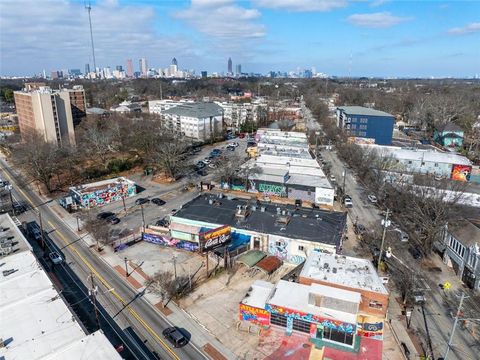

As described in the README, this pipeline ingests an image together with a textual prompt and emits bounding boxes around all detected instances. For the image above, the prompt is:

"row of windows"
[350,124,368,130]
[270,313,311,334]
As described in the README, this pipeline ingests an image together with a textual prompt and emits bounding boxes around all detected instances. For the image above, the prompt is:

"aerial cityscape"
[0,1,479,360]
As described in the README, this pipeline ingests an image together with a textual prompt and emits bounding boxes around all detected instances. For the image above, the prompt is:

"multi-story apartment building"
[215,100,267,132]
[161,102,224,142]
[14,83,86,146]
[148,99,194,116]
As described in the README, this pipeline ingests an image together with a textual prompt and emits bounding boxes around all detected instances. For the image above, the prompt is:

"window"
[323,326,354,346]
[275,241,282,247]
[351,124,357,129]
[270,313,287,328]
[298,245,305,251]
[434,163,438,167]
[421,162,425,166]
[408,161,412,165]
[369,300,383,310]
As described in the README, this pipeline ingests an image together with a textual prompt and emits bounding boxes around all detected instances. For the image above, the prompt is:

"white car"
[367,194,378,203]
[231,142,240,147]
[208,163,217,169]
[49,251,63,265]
[329,175,336,183]
[343,196,353,208]
[202,159,211,164]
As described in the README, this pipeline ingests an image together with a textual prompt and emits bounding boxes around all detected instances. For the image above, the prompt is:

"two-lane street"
[0,158,207,360]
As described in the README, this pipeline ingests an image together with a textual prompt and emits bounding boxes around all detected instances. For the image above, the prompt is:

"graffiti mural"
[239,304,270,326]
[451,164,472,181]
[258,183,286,196]
[357,322,384,340]
[266,303,355,335]
[79,182,136,208]
[143,232,198,252]
[268,236,290,260]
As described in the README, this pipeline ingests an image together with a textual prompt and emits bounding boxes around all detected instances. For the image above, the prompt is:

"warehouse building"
[336,106,395,145]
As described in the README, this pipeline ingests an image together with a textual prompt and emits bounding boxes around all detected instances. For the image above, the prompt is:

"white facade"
[148,99,194,115]
[215,100,267,131]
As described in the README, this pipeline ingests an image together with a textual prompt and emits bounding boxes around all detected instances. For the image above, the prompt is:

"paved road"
[0,159,207,360]
[320,148,480,360]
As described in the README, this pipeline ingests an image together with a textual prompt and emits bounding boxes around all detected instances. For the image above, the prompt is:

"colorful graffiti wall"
[265,303,355,335]
[78,181,136,208]
[357,321,384,340]
[258,182,287,197]
[239,304,270,326]
[451,164,472,181]
[143,232,199,251]
[268,235,291,261]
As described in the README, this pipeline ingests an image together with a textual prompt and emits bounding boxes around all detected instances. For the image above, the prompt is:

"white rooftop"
[362,144,472,166]
[0,214,121,360]
[300,252,388,294]
[240,280,275,309]
[268,280,360,324]
[69,176,135,195]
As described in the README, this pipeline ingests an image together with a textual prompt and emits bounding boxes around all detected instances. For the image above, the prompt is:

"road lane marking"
[47,220,180,360]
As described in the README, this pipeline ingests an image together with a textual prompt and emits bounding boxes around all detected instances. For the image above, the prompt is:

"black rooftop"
[173,195,347,246]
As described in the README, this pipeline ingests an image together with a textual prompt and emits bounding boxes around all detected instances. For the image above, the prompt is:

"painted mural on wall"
[268,236,290,261]
[239,304,270,326]
[258,183,287,197]
[80,183,136,208]
[266,303,355,335]
[143,232,198,252]
[357,322,384,340]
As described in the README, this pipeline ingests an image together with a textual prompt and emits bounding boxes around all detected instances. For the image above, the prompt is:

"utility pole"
[377,208,390,271]
[85,1,97,71]
[124,257,129,278]
[7,185,14,213]
[173,255,177,281]
[88,272,101,331]
[342,167,346,194]
[443,292,465,360]
[140,203,145,240]
[38,211,45,250]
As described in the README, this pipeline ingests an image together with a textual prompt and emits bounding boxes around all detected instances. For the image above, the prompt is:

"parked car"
[394,229,409,242]
[135,198,150,205]
[408,246,423,260]
[367,194,378,204]
[202,158,211,164]
[208,163,217,169]
[155,218,169,227]
[107,216,120,225]
[49,251,63,265]
[97,211,115,220]
[151,198,166,206]
[162,327,188,348]
[354,223,366,235]
[343,195,353,208]
[330,175,336,183]
[230,141,240,147]
[196,169,207,176]
[227,145,236,151]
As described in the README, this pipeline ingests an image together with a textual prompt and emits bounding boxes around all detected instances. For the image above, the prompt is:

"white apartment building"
[148,99,194,115]
[161,102,224,142]
[215,100,267,131]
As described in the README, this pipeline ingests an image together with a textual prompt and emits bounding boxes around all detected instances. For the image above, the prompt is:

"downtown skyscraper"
[126,59,133,77]
[227,57,232,74]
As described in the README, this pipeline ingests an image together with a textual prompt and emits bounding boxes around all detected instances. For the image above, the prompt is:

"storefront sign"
[239,304,270,326]
[199,225,231,252]
[143,232,198,251]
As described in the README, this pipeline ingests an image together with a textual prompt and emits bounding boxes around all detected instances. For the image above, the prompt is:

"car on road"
[367,194,378,204]
[151,198,166,206]
[343,195,353,208]
[107,216,120,225]
[135,198,150,205]
[97,211,115,220]
[162,327,188,348]
[329,175,336,183]
[49,251,63,265]
[408,246,423,260]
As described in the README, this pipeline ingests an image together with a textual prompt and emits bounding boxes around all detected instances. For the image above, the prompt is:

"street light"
[377,208,391,271]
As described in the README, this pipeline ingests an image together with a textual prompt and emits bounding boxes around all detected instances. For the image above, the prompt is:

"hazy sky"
[1,0,479,77]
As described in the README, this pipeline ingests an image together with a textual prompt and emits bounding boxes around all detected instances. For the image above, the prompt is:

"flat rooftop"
[362,144,472,166]
[268,280,360,324]
[337,106,394,118]
[173,195,346,245]
[0,214,121,360]
[0,213,31,254]
[163,102,223,118]
[300,252,388,294]
[240,280,275,309]
[70,176,135,195]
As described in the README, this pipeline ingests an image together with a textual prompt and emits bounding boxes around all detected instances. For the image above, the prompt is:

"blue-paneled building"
[336,106,395,145]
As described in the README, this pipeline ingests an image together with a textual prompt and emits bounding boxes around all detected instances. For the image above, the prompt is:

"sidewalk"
[42,194,237,360]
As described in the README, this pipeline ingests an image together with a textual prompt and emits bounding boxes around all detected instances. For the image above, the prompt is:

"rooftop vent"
[235,205,250,220]
[276,215,290,225]
[260,206,266,212]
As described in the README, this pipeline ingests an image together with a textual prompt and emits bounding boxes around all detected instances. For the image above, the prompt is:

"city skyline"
[1,0,479,77]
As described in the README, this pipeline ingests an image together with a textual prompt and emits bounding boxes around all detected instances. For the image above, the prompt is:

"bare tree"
[150,131,188,179]
[212,154,246,186]
[12,133,63,193]
[81,213,113,248]
[145,271,191,302]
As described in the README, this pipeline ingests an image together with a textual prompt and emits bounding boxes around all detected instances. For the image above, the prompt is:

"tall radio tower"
[85,1,96,71]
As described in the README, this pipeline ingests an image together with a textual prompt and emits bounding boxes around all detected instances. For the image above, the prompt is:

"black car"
[97,211,115,220]
[197,169,207,176]
[135,198,150,205]
[155,218,169,227]
[162,327,188,348]
[354,223,366,235]
[107,216,120,225]
[409,247,423,260]
[152,198,166,206]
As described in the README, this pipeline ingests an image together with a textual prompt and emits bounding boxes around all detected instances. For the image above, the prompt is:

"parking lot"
[88,137,249,242]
